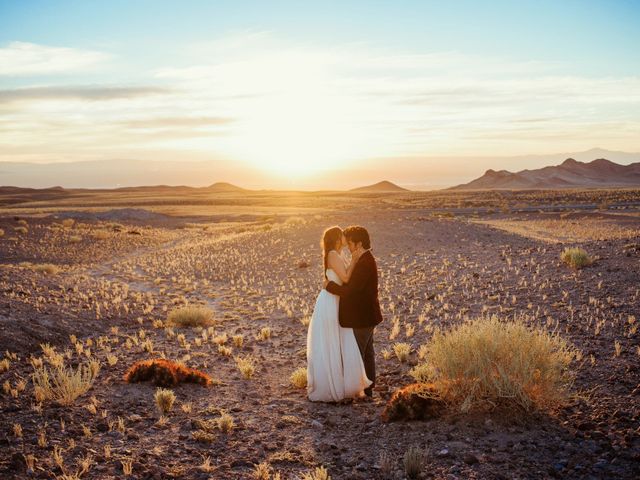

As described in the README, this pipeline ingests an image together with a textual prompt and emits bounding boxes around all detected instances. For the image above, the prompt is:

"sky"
[1,0,640,189]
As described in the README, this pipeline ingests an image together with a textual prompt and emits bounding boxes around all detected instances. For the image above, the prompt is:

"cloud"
[1,32,640,175]
[0,85,171,104]
[0,41,110,76]
[121,116,234,129]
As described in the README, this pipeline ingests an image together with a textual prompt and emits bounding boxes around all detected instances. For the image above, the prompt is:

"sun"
[230,92,368,178]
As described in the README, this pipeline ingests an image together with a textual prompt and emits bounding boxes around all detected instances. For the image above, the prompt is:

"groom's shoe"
[364,387,373,398]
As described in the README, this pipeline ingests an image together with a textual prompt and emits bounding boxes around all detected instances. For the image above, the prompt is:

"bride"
[306,226,372,402]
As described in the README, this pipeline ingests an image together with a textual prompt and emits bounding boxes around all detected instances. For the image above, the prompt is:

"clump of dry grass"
[415,315,576,412]
[32,263,60,275]
[393,342,411,362]
[0,358,10,372]
[0,228,4,237]
[217,411,235,432]
[154,388,176,415]
[68,235,82,243]
[301,466,331,480]
[235,355,256,379]
[253,461,272,480]
[14,226,28,235]
[124,358,212,387]
[290,367,307,388]
[403,446,424,479]
[560,247,593,269]
[32,359,100,405]
[92,230,110,240]
[257,327,271,341]
[167,305,214,327]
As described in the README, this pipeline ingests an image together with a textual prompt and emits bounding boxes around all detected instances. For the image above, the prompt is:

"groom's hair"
[344,225,370,249]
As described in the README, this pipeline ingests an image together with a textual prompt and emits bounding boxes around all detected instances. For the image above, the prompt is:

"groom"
[324,225,383,397]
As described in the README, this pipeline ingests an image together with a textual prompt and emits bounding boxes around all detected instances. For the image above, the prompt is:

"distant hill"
[205,182,246,192]
[350,181,409,192]
[451,158,640,190]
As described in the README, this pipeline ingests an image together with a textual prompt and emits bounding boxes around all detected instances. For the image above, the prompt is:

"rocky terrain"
[0,197,639,479]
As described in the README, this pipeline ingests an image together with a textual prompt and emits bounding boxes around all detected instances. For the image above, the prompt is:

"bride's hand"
[351,249,362,264]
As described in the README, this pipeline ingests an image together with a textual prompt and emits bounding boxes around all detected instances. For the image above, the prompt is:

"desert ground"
[0,188,639,479]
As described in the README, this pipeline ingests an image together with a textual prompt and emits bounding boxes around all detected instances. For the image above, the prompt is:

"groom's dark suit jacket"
[326,250,383,329]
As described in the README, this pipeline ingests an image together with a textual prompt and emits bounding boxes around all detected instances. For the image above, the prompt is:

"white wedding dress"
[307,266,372,402]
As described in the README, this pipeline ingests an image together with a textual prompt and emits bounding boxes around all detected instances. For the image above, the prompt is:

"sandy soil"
[0,202,639,479]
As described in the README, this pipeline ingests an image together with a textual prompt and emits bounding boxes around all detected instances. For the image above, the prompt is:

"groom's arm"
[326,260,370,297]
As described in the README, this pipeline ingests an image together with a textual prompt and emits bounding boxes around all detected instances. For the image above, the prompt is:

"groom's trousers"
[353,327,375,392]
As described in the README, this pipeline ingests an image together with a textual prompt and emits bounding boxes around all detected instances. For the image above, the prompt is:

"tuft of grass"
[414,315,576,412]
[403,446,424,479]
[257,327,271,341]
[167,306,214,327]
[560,247,593,269]
[301,466,331,480]
[193,429,216,443]
[0,228,4,237]
[0,358,10,372]
[235,355,256,379]
[253,461,272,480]
[290,367,307,388]
[31,359,100,405]
[14,226,28,235]
[92,230,110,240]
[217,411,235,432]
[32,263,60,275]
[68,235,82,243]
[218,345,232,356]
[393,342,411,362]
[154,388,176,415]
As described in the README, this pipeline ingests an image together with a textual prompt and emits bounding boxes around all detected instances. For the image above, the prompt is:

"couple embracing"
[306,225,383,402]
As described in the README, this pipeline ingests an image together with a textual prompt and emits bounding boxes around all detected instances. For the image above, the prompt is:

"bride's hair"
[321,226,343,278]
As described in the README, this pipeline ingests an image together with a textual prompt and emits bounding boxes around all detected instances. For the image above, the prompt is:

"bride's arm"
[327,251,350,283]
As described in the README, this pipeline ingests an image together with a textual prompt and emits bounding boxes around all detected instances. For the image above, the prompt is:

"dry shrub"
[32,360,100,405]
[560,247,593,269]
[124,358,212,387]
[290,367,307,388]
[62,219,75,228]
[415,315,576,412]
[167,306,214,327]
[381,383,445,422]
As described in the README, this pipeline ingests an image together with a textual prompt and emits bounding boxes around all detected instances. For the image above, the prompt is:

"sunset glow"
[1,1,639,188]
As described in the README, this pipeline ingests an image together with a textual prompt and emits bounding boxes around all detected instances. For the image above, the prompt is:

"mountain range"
[451,158,640,190]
